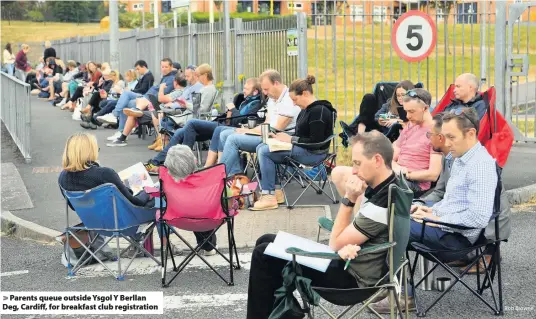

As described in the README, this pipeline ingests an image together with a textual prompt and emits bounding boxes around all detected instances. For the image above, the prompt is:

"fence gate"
[506,2,536,142]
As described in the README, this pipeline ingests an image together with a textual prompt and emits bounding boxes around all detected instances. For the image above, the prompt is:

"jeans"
[5,63,14,76]
[246,234,359,319]
[408,220,472,262]
[218,127,237,152]
[219,133,262,175]
[182,119,219,149]
[256,144,327,192]
[94,100,118,118]
[114,91,141,131]
[209,126,235,152]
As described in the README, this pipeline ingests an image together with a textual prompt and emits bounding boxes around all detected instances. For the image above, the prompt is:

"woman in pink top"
[392,89,442,196]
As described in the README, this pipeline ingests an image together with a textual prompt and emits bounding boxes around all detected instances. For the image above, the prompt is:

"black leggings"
[70,86,84,103]
[246,234,360,319]
[88,92,103,114]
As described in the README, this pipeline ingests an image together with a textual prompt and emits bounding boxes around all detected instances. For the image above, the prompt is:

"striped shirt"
[432,143,497,243]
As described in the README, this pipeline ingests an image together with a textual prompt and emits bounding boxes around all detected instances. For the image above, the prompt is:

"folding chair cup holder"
[61,184,161,280]
[155,164,248,288]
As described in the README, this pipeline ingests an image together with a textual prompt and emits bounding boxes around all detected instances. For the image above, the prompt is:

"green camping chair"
[282,183,413,319]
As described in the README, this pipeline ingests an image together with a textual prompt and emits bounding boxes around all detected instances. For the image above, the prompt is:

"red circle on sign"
[392,10,437,62]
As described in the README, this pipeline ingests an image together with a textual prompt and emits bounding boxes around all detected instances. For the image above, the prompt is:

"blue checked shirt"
[432,143,497,244]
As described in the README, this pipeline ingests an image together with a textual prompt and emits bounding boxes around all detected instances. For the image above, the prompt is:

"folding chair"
[408,164,505,317]
[156,164,243,287]
[284,183,414,318]
[61,184,160,280]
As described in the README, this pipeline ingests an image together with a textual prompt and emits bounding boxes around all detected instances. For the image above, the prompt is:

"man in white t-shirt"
[219,69,300,191]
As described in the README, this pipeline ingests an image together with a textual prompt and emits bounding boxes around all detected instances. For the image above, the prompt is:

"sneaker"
[155,244,183,257]
[106,139,127,147]
[107,131,122,141]
[80,113,92,122]
[144,162,160,176]
[368,295,415,314]
[275,189,285,204]
[97,113,118,125]
[123,108,144,118]
[57,98,67,107]
[80,121,97,130]
[202,246,218,256]
[249,194,278,211]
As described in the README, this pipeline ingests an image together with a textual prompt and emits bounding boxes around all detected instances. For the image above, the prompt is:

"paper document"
[264,231,334,272]
[267,138,293,152]
[118,162,155,195]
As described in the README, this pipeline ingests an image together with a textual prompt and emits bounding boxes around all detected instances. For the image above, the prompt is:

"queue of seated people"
[56,64,504,317]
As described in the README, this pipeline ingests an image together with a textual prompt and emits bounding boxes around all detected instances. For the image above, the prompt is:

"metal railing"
[1,72,32,163]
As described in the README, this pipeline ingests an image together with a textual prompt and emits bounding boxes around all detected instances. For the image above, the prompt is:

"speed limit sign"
[392,10,437,62]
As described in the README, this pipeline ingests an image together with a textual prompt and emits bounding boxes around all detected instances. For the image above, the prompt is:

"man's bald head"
[454,73,479,103]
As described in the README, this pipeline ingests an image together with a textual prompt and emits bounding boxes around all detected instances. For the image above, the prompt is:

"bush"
[118,11,299,28]
[25,10,44,23]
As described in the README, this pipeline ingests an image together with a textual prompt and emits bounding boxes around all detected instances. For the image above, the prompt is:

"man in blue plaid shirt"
[409,107,497,259]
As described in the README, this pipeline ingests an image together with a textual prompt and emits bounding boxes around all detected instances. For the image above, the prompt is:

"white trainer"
[107,131,122,141]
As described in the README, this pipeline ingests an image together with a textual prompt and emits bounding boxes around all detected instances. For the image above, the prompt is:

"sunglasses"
[405,90,426,104]
[425,131,441,139]
[449,108,477,130]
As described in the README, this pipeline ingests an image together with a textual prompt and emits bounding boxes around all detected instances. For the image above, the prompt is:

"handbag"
[56,226,114,268]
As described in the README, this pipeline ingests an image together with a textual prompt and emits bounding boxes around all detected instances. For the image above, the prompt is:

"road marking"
[164,293,249,309]
[72,253,252,278]
[0,270,29,277]
[32,167,63,174]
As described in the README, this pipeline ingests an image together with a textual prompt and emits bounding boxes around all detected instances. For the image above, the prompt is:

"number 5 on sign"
[392,10,437,62]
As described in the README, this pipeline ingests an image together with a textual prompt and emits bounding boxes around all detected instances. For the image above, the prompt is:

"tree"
[426,0,457,55]
[25,10,44,23]
[1,1,26,24]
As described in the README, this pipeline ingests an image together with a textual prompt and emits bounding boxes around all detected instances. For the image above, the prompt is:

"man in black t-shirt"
[246,131,398,319]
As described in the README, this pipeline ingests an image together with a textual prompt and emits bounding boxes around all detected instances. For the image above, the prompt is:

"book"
[264,231,334,272]
[267,138,293,152]
[118,162,155,195]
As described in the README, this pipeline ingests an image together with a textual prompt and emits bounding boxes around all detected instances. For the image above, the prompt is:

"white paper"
[117,162,155,195]
[264,231,334,272]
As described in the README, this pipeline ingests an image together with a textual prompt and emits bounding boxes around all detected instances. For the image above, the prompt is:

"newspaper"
[117,162,155,195]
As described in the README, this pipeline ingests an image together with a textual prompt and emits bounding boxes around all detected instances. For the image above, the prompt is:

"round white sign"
[392,11,437,62]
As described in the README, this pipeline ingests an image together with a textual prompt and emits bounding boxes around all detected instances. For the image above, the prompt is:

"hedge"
[119,11,311,29]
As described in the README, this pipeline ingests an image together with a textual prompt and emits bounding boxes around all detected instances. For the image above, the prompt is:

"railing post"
[234,18,244,93]
[189,23,198,66]
[297,12,308,79]
[494,1,507,118]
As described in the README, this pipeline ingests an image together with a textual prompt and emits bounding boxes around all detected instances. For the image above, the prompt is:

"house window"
[349,5,363,22]
[436,8,444,21]
[133,3,144,11]
[373,6,387,23]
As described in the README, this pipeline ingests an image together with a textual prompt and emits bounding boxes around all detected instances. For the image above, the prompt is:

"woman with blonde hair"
[58,132,153,207]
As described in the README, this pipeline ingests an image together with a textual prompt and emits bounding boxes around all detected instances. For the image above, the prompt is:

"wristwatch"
[341,197,355,208]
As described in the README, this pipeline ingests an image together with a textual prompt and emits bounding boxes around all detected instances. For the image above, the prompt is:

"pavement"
[1,206,535,318]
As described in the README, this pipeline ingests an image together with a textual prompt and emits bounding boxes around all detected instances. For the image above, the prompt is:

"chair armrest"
[318,216,334,232]
[159,108,185,116]
[293,135,336,148]
[285,242,396,261]
[422,218,477,230]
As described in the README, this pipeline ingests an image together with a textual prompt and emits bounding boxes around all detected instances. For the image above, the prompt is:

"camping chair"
[61,184,160,280]
[407,164,505,316]
[276,135,338,209]
[432,86,513,168]
[282,183,414,319]
[155,164,245,287]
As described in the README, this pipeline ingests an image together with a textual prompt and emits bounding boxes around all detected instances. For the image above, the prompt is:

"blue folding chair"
[61,184,161,280]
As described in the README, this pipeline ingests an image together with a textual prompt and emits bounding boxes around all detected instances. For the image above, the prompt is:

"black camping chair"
[408,164,505,317]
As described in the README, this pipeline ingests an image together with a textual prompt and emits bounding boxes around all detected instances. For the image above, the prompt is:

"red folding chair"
[432,85,514,167]
[156,164,243,287]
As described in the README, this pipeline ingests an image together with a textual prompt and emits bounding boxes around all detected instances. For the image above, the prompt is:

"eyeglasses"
[449,108,477,130]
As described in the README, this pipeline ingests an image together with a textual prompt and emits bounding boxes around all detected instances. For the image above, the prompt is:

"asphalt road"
[2,208,535,319]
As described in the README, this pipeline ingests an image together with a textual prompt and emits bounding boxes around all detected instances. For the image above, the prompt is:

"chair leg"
[496,244,504,315]
[227,220,235,286]
[231,218,241,270]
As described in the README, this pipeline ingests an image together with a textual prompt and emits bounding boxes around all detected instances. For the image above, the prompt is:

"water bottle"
[211,108,219,120]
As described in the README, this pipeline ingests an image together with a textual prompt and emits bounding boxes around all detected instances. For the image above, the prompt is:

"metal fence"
[1,72,32,163]
[20,15,305,94]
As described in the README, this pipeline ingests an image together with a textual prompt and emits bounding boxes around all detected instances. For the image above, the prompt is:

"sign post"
[391,10,437,63]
